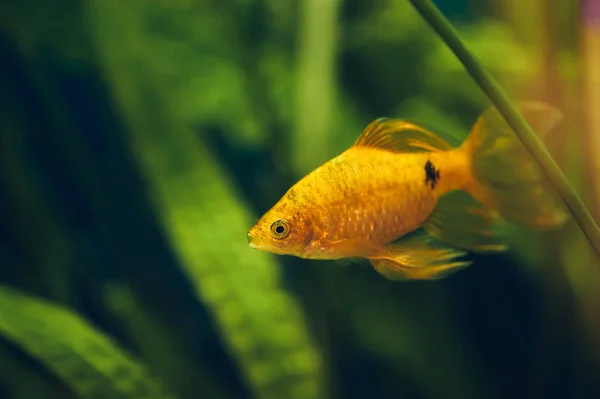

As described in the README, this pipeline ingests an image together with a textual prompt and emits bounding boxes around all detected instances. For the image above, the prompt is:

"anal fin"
[367,232,471,281]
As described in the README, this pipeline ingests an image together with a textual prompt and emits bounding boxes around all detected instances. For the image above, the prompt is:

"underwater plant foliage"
[0,285,176,398]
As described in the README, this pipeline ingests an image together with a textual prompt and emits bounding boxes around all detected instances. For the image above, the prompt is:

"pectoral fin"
[322,238,388,259]
[367,233,471,281]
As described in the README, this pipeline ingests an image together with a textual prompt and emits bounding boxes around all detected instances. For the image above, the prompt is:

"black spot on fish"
[424,160,440,189]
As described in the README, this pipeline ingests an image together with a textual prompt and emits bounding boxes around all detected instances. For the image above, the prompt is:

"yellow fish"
[247,102,568,281]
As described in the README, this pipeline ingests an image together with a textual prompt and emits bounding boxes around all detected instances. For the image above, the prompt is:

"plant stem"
[295,0,341,174]
[409,0,600,260]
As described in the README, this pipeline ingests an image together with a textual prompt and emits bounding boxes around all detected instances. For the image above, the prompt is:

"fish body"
[247,102,568,280]
[282,148,462,254]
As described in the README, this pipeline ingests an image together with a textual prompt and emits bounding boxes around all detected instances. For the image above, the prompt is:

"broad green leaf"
[86,1,324,398]
[0,285,176,399]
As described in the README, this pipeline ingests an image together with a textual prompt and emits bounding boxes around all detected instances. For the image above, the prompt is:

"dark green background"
[0,0,598,398]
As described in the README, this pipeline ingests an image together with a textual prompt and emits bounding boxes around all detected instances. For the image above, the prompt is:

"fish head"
[247,202,317,258]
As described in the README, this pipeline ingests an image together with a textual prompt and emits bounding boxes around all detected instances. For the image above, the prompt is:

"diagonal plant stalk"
[409,0,600,260]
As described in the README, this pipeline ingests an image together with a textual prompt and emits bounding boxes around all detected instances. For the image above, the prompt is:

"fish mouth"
[247,232,256,248]
[246,233,287,254]
[247,231,264,250]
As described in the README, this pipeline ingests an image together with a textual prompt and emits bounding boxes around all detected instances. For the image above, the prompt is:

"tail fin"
[460,101,568,229]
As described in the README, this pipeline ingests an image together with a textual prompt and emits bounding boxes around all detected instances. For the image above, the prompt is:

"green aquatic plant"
[410,0,600,260]
[293,0,342,174]
[86,1,324,398]
[0,285,175,399]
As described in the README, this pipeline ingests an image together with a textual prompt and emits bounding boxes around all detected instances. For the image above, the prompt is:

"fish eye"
[270,219,290,239]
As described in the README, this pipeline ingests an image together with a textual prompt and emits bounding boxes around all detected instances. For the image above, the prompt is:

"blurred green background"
[1,0,599,398]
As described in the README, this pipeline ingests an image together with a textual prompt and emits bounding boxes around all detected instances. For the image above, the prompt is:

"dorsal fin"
[353,118,454,153]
